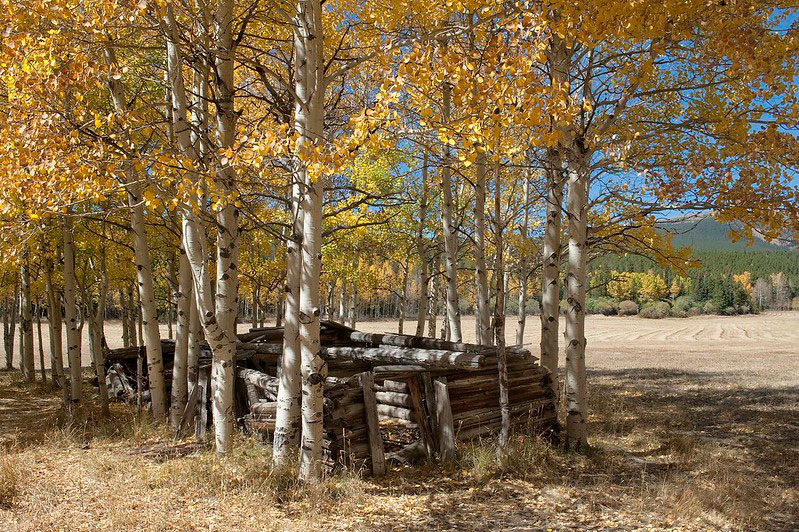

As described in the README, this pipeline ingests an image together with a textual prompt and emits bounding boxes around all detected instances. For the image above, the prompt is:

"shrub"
[672,295,694,313]
[586,297,618,316]
[722,306,737,316]
[618,300,639,316]
[737,304,751,315]
[639,301,671,319]
[687,306,702,317]
[702,301,718,314]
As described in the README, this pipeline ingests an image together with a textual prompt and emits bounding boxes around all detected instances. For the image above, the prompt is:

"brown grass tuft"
[0,456,19,508]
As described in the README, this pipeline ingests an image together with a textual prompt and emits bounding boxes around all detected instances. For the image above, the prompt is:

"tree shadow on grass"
[352,368,798,530]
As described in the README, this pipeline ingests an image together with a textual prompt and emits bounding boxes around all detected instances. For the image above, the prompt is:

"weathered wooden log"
[325,402,365,423]
[456,410,558,440]
[250,401,278,417]
[238,328,284,343]
[378,380,410,393]
[385,440,426,465]
[377,404,415,422]
[373,365,428,380]
[323,346,485,369]
[375,391,412,408]
[245,416,276,432]
[449,388,551,414]
[445,366,548,389]
[236,367,278,399]
[242,379,262,407]
[453,398,554,425]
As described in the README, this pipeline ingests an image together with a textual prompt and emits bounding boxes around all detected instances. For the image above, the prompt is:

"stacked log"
[443,361,557,440]
[237,367,380,475]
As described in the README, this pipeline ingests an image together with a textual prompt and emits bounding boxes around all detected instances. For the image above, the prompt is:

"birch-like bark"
[211,0,240,454]
[170,248,193,428]
[474,151,491,346]
[85,251,110,417]
[127,284,138,347]
[120,288,130,348]
[63,216,81,406]
[187,293,201,391]
[2,287,17,370]
[516,174,530,346]
[20,255,34,383]
[294,0,327,482]
[493,161,510,450]
[415,150,429,336]
[103,45,167,420]
[428,252,440,337]
[348,284,357,328]
[564,150,590,450]
[397,258,410,334]
[127,184,168,420]
[540,30,570,395]
[540,157,563,395]
[338,281,347,322]
[438,41,462,342]
[273,179,304,464]
[35,302,46,383]
[42,245,64,388]
[163,3,238,451]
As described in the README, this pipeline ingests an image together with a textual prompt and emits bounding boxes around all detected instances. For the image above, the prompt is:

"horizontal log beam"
[323,346,485,369]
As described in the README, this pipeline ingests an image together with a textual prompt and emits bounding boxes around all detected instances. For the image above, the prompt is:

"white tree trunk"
[428,252,440,337]
[163,3,238,451]
[170,248,193,428]
[516,174,530,346]
[103,46,167,420]
[438,51,462,342]
[187,292,201,391]
[293,0,327,482]
[338,281,347,322]
[474,152,491,346]
[348,285,357,329]
[273,182,304,464]
[415,151,429,337]
[20,255,34,383]
[63,216,81,406]
[541,31,570,398]
[493,161,510,449]
[564,151,589,450]
[128,186,168,421]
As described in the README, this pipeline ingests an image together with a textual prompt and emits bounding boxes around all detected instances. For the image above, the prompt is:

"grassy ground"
[1,313,797,530]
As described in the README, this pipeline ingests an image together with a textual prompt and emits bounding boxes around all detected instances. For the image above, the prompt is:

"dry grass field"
[0,312,797,530]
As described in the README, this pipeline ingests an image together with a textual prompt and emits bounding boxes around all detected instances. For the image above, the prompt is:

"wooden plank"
[421,372,438,444]
[323,346,485,369]
[434,377,455,464]
[194,366,211,441]
[407,376,435,459]
[175,381,202,440]
[360,372,386,477]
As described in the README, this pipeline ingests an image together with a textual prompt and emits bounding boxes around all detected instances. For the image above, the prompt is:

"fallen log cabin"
[105,321,558,476]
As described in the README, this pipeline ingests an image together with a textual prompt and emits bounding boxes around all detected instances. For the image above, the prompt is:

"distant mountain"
[658,215,795,252]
